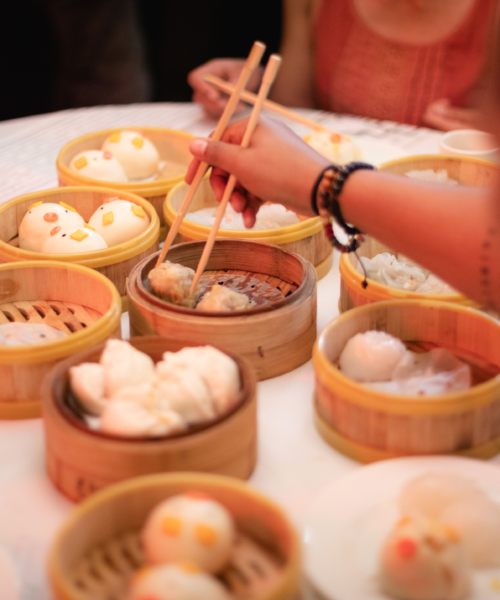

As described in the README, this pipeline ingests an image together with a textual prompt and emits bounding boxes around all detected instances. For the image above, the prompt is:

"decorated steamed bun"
[127,563,231,600]
[40,225,108,254]
[19,201,85,252]
[88,198,151,247]
[69,150,128,182]
[142,493,235,573]
[101,130,160,179]
[304,130,362,165]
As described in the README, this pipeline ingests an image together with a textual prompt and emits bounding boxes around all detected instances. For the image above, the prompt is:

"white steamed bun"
[101,130,160,179]
[88,198,150,247]
[70,150,128,182]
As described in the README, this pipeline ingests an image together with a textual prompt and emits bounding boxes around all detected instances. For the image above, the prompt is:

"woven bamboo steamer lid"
[56,127,194,227]
[165,177,333,280]
[0,261,121,420]
[339,155,500,312]
[314,299,500,462]
[42,336,257,502]
[127,240,317,381]
[48,472,301,600]
[0,186,160,305]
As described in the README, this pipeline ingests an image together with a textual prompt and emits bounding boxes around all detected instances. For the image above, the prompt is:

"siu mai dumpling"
[100,339,155,397]
[196,285,251,311]
[161,346,239,413]
[148,261,199,308]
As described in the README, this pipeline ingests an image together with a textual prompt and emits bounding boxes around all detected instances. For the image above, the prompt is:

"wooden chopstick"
[155,41,266,267]
[190,54,282,295]
[203,74,346,139]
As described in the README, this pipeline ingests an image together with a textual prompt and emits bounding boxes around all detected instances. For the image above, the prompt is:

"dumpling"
[161,346,240,413]
[379,516,471,600]
[100,339,155,396]
[127,563,231,600]
[69,363,106,415]
[149,261,199,308]
[155,362,215,424]
[196,285,251,311]
[304,130,362,165]
[141,493,235,573]
[358,253,427,291]
[88,198,150,247]
[99,400,185,438]
[40,226,108,254]
[415,274,457,295]
[69,150,128,182]
[101,130,160,180]
[0,322,67,346]
[338,331,407,383]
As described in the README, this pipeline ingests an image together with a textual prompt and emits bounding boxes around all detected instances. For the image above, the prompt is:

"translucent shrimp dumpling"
[148,261,199,308]
[339,331,407,383]
[358,253,427,291]
[100,339,155,397]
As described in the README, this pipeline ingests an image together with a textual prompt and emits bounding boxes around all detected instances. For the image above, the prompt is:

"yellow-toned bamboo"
[314,300,500,462]
[0,261,121,419]
[339,155,500,312]
[128,241,317,381]
[56,127,194,225]
[0,186,160,299]
[165,177,333,280]
[48,473,301,600]
[42,336,257,502]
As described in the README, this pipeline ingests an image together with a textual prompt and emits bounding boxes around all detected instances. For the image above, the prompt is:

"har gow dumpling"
[100,339,155,397]
[69,363,106,415]
[358,253,427,291]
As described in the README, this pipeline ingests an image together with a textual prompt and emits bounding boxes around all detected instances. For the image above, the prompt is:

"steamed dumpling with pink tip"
[69,150,128,182]
[101,130,160,179]
[19,201,85,252]
[88,198,150,247]
[40,226,108,254]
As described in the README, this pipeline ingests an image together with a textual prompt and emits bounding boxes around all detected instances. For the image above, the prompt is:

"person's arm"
[186,117,500,310]
[271,0,317,107]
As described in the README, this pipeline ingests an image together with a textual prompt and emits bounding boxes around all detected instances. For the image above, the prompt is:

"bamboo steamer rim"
[165,178,323,244]
[56,126,194,196]
[379,153,500,171]
[0,261,121,365]
[139,242,309,318]
[313,405,500,462]
[314,299,500,415]
[48,472,301,600]
[0,186,160,268]
[338,252,474,305]
[49,335,255,444]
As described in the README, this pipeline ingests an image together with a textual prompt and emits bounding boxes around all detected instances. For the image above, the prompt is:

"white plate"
[304,456,500,600]
[355,139,407,166]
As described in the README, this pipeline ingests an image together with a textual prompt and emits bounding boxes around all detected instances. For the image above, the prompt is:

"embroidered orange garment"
[313,0,493,125]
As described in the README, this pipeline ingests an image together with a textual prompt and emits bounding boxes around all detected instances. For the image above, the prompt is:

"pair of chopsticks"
[156,41,282,296]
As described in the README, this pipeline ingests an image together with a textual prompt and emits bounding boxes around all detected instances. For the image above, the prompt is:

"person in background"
[189,0,496,131]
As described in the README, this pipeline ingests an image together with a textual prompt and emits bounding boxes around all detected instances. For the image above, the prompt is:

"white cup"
[439,129,499,162]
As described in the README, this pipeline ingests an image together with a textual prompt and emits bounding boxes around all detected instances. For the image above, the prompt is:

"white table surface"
[0,103,459,599]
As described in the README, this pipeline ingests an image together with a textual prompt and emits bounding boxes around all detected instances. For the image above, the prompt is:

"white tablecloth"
[0,103,456,599]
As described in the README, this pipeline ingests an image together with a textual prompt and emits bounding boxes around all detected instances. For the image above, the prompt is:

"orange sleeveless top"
[313,0,493,125]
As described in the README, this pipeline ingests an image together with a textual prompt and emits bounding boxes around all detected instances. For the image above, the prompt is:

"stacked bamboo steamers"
[314,154,500,462]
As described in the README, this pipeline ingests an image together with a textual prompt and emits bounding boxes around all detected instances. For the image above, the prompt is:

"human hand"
[187,59,263,119]
[185,117,330,227]
[422,98,482,131]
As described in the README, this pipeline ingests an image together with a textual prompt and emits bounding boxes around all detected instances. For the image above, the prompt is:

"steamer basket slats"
[314,300,500,462]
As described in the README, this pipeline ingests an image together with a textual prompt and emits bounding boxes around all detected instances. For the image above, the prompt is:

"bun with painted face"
[19,202,85,252]
[40,225,108,254]
[101,131,160,179]
[70,150,128,182]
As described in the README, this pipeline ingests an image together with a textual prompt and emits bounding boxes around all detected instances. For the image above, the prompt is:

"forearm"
[340,170,500,309]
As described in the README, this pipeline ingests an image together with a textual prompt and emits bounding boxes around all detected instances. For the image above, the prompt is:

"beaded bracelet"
[313,162,374,254]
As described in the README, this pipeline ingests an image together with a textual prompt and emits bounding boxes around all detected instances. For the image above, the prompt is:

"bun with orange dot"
[40,226,108,254]
[19,202,85,252]
[142,493,235,573]
[69,150,128,182]
[102,130,160,179]
[88,198,151,247]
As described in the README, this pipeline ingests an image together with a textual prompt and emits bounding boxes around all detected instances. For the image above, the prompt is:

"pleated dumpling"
[69,363,106,415]
[100,339,155,397]
[161,346,239,413]
[155,361,215,424]
[358,253,427,291]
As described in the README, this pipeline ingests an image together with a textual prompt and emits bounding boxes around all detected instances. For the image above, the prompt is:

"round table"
[0,103,459,599]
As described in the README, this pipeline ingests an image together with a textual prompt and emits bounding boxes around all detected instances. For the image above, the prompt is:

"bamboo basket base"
[315,250,333,281]
[0,299,102,333]
[314,403,500,463]
[70,530,285,600]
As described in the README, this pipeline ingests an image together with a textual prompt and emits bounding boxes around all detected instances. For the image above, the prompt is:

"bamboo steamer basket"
[0,261,121,420]
[127,240,317,381]
[165,177,333,280]
[42,336,257,502]
[48,473,301,600]
[314,300,500,463]
[0,186,160,303]
[56,127,194,226]
[339,155,500,312]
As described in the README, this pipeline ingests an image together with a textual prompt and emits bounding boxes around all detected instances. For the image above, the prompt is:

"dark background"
[0,0,282,122]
